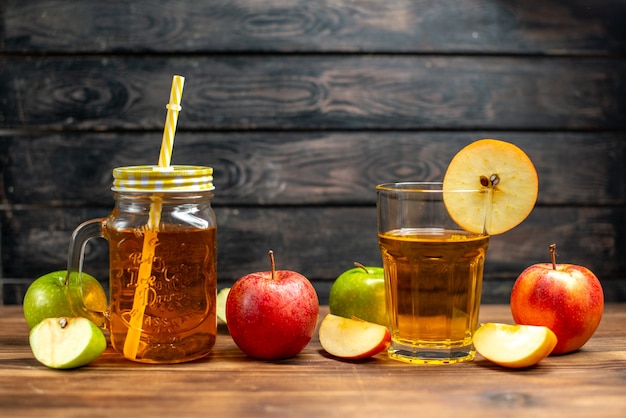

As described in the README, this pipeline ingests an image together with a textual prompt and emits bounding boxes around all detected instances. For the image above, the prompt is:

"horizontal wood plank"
[1,56,625,130]
[1,1,625,308]
[1,132,624,206]
[3,0,625,54]
[2,206,624,304]
[1,305,625,417]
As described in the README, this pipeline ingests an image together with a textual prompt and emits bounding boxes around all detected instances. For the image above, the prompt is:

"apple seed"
[480,174,500,188]
[59,317,68,328]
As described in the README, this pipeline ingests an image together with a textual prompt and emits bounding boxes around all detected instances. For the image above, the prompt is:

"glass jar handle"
[66,218,106,327]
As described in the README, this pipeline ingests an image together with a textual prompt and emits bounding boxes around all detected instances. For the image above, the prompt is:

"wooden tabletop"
[1,304,625,418]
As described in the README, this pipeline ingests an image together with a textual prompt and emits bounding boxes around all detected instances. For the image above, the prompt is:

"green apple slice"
[29,317,107,369]
[216,287,230,323]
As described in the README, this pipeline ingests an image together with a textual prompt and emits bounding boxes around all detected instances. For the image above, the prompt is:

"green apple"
[329,263,387,326]
[216,287,230,323]
[29,317,107,369]
[23,270,108,329]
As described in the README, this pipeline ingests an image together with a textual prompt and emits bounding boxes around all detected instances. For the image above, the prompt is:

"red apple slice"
[319,314,391,359]
[473,322,557,368]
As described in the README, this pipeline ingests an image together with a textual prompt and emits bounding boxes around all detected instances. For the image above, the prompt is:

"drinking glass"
[377,182,490,364]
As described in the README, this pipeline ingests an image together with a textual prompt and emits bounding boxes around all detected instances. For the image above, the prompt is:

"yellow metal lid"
[111,165,214,192]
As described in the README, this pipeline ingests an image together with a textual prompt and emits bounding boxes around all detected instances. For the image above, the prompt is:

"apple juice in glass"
[376,182,489,364]
[67,165,217,364]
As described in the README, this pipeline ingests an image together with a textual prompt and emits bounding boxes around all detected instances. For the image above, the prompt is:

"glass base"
[388,341,475,365]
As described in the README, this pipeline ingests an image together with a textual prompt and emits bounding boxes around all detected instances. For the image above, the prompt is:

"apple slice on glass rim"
[442,138,539,235]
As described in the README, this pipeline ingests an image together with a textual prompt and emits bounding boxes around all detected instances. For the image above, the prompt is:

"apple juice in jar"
[379,228,489,363]
[103,166,217,363]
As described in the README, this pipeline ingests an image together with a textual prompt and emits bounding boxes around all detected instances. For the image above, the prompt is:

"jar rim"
[112,165,214,193]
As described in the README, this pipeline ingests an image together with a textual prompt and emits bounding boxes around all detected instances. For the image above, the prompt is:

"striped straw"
[124,74,185,361]
[158,75,185,168]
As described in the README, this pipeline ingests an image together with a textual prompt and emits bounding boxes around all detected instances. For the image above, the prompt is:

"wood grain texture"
[2,55,625,130]
[1,132,624,206]
[3,0,625,54]
[1,0,625,304]
[2,205,625,304]
[1,305,626,417]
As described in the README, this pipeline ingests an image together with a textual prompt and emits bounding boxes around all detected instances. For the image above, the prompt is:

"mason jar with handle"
[66,165,217,364]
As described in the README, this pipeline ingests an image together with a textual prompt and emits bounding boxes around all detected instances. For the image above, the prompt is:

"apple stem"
[269,250,277,281]
[354,262,369,273]
[550,243,557,270]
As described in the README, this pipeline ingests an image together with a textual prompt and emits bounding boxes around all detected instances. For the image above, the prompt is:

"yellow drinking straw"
[123,75,185,360]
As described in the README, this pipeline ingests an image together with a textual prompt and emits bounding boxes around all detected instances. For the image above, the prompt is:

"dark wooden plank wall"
[1,0,625,305]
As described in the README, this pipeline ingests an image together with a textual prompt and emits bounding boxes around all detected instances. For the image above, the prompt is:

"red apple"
[226,250,319,360]
[510,244,604,355]
[319,314,391,360]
